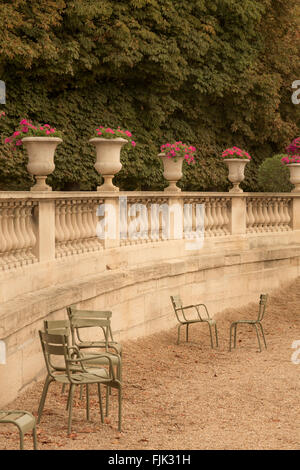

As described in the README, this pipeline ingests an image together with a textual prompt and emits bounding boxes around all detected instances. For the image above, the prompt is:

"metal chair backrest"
[39,331,69,379]
[67,305,112,348]
[257,294,268,321]
[44,319,70,336]
[170,295,184,322]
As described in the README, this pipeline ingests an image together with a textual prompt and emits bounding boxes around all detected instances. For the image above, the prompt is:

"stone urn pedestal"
[22,136,62,191]
[287,163,300,192]
[89,138,127,191]
[223,158,249,193]
[159,153,184,192]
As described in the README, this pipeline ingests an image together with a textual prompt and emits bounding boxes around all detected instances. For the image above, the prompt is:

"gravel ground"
[0,279,299,450]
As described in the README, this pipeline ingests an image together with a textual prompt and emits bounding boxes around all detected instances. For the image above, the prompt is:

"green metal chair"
[67,307,122,418]
[0,410,37,450]
[44,318,121,416]
[67,306,122,380]
[67,306,122,356]
[37,331,122,434]
[170,295,218,348]
[229,294,268,352]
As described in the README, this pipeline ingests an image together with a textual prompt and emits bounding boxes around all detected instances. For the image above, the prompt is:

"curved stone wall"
[1,232,300,407]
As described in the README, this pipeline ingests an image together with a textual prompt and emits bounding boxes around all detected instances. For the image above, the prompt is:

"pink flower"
[4,137,11,144]
[50,128,55,133]
[13,131,20,137]
[16,140,22,146]
[131,141,136,147]
[46,130,51,135]
[125,131,132,137]
[21,127,29,133]
[20,119,28,125]
[44,124,50,128]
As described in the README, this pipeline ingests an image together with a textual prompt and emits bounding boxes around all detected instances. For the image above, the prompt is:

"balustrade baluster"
[283,199,291,231]
[215,199,225,235]
[273,199,281,231]
[246,199,255,233]
[262,200,271,232]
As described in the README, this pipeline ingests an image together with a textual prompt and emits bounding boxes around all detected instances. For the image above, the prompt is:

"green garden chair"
[170,295,218,348]
[44,318,121,416]
[229,294,268,352]
[67,306,122,357]
[66,307,122,417]
[37,331,122,434]
[0,410,37,450]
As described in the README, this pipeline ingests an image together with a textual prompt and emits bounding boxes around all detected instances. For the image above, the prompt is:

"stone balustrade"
[1,189,300,407]
[0,199,37,270]
[0,191,299,271]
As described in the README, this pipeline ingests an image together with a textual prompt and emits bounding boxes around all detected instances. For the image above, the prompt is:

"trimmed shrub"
[257,154,293,192]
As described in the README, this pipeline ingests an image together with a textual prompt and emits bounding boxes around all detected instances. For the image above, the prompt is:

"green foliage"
[257,154,293,192]
[0,0,299,191]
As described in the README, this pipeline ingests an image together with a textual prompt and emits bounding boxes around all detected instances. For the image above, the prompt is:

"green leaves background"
[0,0,299,191]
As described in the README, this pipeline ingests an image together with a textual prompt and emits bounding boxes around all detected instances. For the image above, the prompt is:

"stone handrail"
[0,191,299,270]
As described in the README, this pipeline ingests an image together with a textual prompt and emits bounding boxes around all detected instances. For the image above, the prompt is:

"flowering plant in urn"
[4,118,62,191]
[5,119,62,150]
[160,142,196,164]
[92,126,136,147]
[221,147,251,160]
[221,146,251,193]
[159,142,196,192]
[89,125,136,191]
[281,137,300,192]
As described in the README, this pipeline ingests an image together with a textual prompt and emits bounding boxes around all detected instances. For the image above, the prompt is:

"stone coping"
[1,243,300,340]
[0,191,297,201]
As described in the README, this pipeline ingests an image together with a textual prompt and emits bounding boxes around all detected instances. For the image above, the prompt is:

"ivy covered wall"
[0,0,299,191]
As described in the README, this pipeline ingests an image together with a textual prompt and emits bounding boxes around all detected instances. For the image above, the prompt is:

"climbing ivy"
[0,0,299,191]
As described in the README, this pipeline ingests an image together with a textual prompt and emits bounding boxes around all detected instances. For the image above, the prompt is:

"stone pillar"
[291,196,300,230]
[33,199,56,261]
[230,195,246,235]
[96,196,120,249]
[168,196,184,241]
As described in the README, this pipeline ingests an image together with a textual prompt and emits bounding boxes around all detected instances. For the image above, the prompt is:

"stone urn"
[89,137,127,191]
[22,136,62,191]
[159,153,184,192]
[287,163,300,192]
[223,158,249,193]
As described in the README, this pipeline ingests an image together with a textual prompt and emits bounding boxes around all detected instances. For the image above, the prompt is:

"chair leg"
[66,385,72,410]
[67,384,75,435]
[106,385,109,417]
[207,323,214,348]
[177,324,182,345]
[254,324,262,352]
[215,324,219,348]
[97,383,104,423]
[118,384,122,432]
[229,324,235,351]
[19,428,24,450]
[86,384,90,421]
[233,324,238,348]
[32,424,38,450]
[258,322,267,349]
[37,375,52,423]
